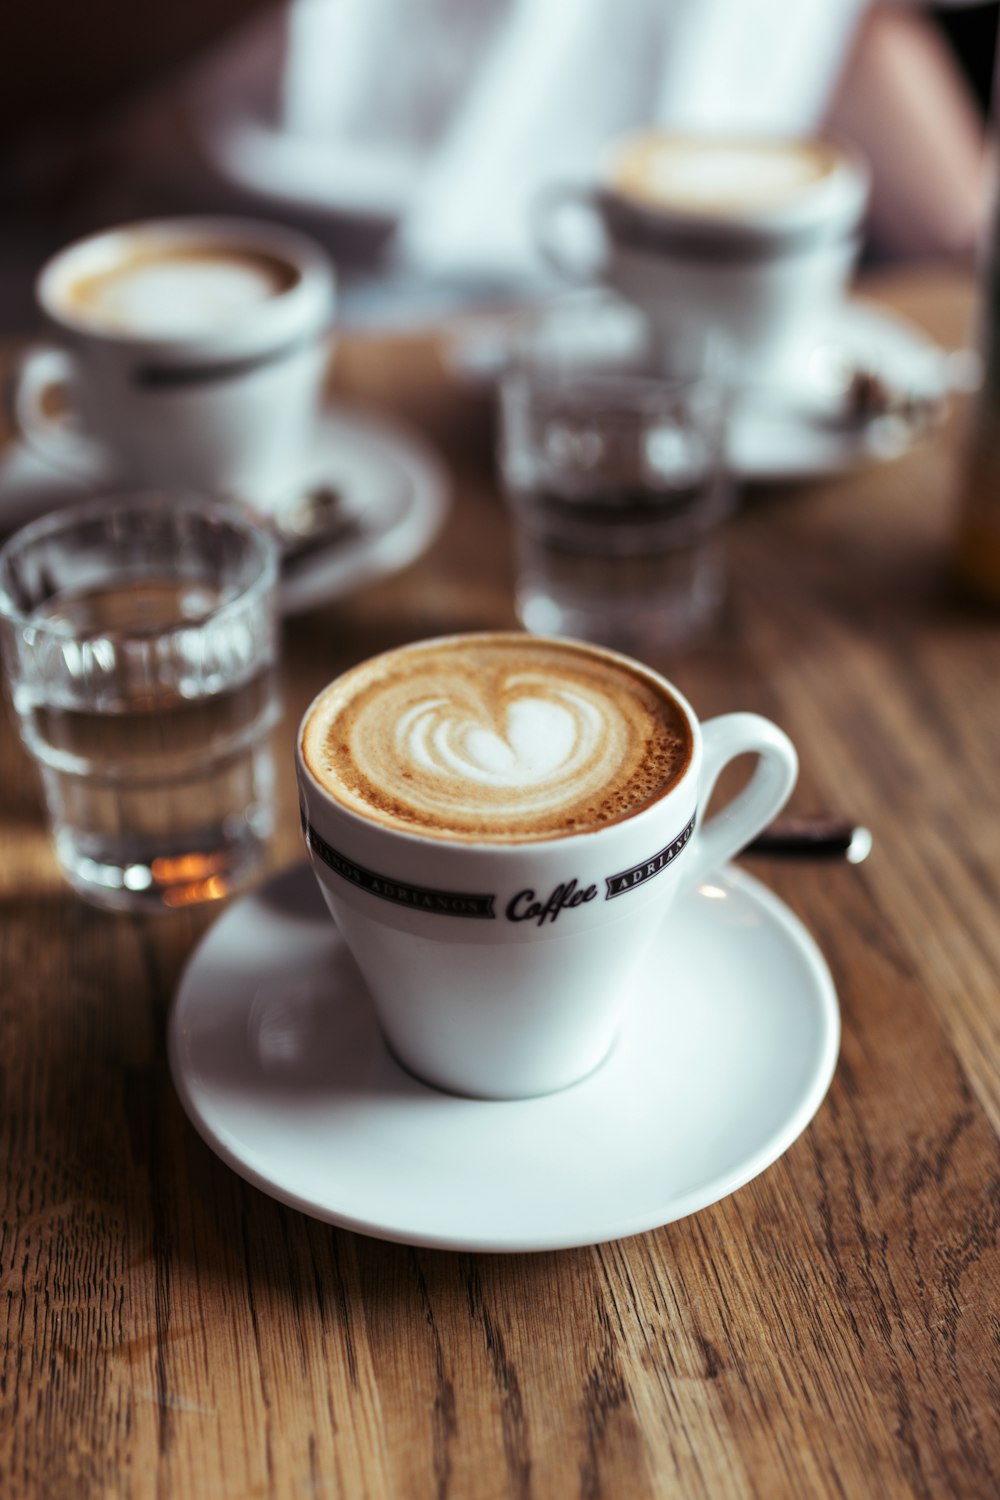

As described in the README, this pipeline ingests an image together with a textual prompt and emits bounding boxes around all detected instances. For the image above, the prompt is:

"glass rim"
[0,491,280,638]
[500,361,727,413]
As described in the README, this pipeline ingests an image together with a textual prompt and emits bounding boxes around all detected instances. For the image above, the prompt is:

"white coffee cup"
[9,216,336,512]
[535,131,870,392]
[295,632,798,1099]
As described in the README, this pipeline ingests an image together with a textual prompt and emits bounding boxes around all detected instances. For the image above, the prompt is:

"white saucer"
[0,405,448,617]
[169,863,839,1252]
[200,100,419,224]
[445,295,958,484]
[730,301,956,482]
[277,405,449,613]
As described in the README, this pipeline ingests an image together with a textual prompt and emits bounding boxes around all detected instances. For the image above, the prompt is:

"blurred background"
[1,0,997,335]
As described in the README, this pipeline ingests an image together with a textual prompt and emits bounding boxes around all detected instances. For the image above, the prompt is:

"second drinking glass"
[499,304,733,660]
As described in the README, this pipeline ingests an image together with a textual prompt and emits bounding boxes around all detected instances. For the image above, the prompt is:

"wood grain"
[3,270,1000,1499]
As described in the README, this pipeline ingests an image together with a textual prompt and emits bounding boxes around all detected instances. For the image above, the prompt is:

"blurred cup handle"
[533,185,611,282]
[7,343,104,477]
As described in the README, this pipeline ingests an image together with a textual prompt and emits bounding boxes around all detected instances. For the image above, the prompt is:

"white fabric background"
[228,0,980,275]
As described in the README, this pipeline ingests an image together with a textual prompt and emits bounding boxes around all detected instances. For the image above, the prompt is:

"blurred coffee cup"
[534,131,870,394]
[8,217,336,513]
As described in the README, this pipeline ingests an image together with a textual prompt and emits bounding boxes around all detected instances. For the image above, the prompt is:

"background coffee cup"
[8,216,336,513]
[296,633,798,1100]
[534,132,870,393]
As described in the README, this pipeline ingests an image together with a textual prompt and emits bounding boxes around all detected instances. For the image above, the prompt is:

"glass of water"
[499,302,733,658]
[0,494,280,911]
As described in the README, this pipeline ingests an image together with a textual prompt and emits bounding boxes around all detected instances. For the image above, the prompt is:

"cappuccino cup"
[296,632,798,1099]
[10,217,336,512]
[535,131,870,392]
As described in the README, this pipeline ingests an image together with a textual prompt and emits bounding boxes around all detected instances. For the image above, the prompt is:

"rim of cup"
[34,215,336,357]
[594,130,871,247]
[296,629,705,857]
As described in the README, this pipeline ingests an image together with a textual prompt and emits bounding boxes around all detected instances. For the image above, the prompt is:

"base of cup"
[380,1020,622,1101]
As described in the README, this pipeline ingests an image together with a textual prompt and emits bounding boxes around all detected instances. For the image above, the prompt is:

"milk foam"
[64,248,293,336]
[303,637,691,843]
[398,680,607,800]
[610,135,838,218]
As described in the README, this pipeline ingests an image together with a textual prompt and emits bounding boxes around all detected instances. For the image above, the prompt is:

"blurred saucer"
[203,107,418,224]
[0,405,449,615]
[169,862,839,1253]
[729,301,960,483]
[272,405,448,613]
[444,294,960,484]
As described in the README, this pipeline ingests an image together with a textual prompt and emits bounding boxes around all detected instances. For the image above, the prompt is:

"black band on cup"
[599,194,860,263]
[132,328,326,390]
[604,815,696,899]
[306,823,497,919]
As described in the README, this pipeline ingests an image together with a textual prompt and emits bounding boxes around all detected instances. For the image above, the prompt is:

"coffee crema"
[606,133,843,219]
[61,244,299,337]
[302,635,692,843]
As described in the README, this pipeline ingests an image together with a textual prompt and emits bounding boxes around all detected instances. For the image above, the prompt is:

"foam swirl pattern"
[303,637,691,843]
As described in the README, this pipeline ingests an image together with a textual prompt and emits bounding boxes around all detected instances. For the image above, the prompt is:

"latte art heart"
[400,686,602,790]
[303,636,691,843]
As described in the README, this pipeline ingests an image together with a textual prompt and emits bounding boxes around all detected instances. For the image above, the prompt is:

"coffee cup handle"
[533,185,610,282]
[7,343,105,477]
[686,714,799,887]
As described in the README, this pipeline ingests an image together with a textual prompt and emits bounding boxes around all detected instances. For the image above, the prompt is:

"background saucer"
[169,863,840,1252]
[0,404,448,615]
[444,295,957,483]
[277,405,448,613]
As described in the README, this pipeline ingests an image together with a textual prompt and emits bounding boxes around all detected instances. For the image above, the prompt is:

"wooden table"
[3,269,1000,1500]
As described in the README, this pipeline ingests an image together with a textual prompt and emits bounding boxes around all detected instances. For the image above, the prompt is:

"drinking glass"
[0,494,281,911]
[499,303,733,658]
